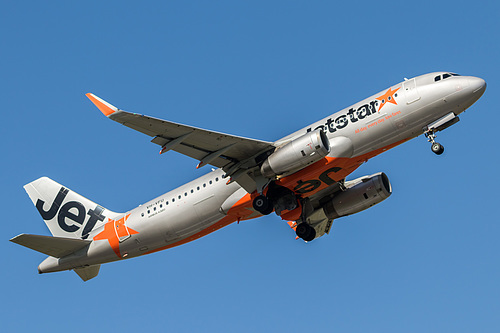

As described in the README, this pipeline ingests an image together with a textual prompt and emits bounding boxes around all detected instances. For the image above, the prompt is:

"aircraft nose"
[469,76,486,95]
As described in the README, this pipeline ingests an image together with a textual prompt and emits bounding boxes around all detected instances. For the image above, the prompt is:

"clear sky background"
[2,1,498,332]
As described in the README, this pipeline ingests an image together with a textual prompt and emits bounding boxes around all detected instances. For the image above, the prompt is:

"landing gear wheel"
[425,129,444,155]
[431,142,444,155]
[252,195,273,215]
[295,223,316,242]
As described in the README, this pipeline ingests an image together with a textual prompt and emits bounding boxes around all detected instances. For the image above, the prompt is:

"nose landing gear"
[431,142,444,155]
[423,113,461,155]
[425,131,444,155]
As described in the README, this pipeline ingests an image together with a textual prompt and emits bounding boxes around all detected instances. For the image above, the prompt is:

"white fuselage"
[39,72,486,273]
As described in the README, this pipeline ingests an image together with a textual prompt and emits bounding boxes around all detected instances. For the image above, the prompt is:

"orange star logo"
[93,214,138,258]
[376,87,400,111]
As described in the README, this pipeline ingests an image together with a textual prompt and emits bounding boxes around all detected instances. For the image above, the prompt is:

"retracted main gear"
[252,195,273,215]
[295,223,316,242]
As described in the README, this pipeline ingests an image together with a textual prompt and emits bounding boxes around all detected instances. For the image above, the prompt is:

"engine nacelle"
[261,129,330,178]
[323,172,392,219]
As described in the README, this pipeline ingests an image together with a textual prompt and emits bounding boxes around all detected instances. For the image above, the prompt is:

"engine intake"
[261,129,330,178]
[323,172,392,219]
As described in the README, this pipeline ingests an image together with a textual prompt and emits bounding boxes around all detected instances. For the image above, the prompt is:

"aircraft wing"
[87,93,275,193]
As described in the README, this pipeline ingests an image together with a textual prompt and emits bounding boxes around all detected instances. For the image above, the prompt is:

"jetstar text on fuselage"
[305,88,400,134]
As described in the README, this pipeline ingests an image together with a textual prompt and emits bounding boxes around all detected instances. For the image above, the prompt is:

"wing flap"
[10,234,91,258]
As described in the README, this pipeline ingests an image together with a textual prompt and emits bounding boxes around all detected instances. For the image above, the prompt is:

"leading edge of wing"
[85,93,275,171]
[86,93,273,147]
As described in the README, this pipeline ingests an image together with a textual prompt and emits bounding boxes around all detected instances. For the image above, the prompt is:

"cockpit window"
[435,73,460,83]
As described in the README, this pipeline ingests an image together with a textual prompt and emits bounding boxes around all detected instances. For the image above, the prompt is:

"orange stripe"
[144,138,410,254]
[276,138,409,196]
[144,215,237,254]
[144,194,255,255]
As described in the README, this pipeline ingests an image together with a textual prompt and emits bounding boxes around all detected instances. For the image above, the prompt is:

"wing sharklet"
[86,93,120,117]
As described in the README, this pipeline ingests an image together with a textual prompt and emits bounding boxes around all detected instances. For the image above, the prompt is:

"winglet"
[86,93,119,117]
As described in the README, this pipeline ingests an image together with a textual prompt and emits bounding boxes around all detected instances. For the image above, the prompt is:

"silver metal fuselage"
[39,72,486,273]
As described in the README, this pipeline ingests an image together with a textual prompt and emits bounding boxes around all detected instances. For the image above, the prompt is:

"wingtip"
[86,93,119,117]
[9,234,24,243]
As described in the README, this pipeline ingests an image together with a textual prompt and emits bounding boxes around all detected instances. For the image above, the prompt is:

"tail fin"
[24,177,121,239]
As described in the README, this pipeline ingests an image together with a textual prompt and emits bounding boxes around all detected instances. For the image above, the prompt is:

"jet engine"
[261,129,330,178]
[323,172,392,219]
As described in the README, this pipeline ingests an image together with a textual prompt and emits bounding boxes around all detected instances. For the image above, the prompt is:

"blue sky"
[2,1,499,332]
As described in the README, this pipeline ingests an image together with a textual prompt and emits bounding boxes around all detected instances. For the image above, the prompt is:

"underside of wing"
[10,234,91,258]
[87,94,276,193]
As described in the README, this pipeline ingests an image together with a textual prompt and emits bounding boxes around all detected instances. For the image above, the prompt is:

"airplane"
[10,72,486,281]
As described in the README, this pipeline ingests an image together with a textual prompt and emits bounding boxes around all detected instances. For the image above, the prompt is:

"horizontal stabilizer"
[10,234,91,258]
[74,265,100,282]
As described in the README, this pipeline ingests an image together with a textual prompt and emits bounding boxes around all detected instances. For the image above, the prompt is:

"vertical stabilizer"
[24,177,121,239]
[74,265,100,281]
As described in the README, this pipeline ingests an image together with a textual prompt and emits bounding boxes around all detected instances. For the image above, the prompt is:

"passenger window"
[178,195,181,199]
[203,183,206,188]
[215,177,219,182]
[197,186,200,190]
[209,180,213,185]
[191,189,194,193]
[184,192,187,197]
[435,75,441,82]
